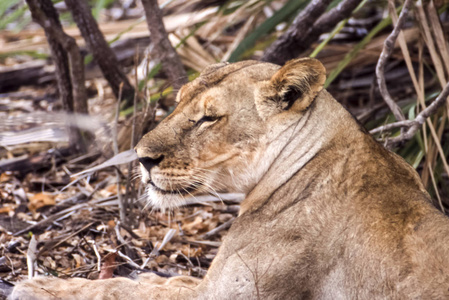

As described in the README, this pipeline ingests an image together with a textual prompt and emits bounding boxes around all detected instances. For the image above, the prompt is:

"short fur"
[11,58,449,300]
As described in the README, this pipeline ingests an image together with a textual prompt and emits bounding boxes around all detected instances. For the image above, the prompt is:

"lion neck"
[240,90,359,215]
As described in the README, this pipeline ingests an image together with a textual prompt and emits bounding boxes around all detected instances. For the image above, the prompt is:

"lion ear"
[258,58,326,116]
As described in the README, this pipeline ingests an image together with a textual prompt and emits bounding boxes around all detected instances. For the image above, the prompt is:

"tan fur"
[11,58,449,300]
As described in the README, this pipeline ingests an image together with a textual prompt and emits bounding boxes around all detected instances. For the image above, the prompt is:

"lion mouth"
[149,179,200,195]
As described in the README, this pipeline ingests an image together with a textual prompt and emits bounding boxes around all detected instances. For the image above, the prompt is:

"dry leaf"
[180,245,202,257]
[0,206,14,214]
[155,255,169,264]
[0,172,12,182]
[72,254,83,269]
[28,193,56,213]
[107,219,116,230]
[133,221,150,239]
[99,253,117,279]
[181,216,206,234]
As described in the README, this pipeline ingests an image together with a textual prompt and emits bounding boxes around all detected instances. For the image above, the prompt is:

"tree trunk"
[64,0,136,107]
[141,0,188,90]
[26,0,88,153]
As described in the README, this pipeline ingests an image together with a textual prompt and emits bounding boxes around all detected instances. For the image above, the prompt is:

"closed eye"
[197,115,221,126]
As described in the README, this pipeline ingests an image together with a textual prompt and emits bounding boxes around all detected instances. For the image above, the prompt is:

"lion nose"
[138,155,164,173]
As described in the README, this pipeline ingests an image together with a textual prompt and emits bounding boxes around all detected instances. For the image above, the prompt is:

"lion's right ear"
[256,58,326,119]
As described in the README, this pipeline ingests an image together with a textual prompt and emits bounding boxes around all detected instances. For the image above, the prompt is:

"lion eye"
[197,115,220,126]
[200,116,218,122]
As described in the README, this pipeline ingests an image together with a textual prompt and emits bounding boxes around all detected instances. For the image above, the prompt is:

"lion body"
[11,59,449,300]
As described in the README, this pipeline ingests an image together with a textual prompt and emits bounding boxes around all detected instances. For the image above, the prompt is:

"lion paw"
[10,274,200,300]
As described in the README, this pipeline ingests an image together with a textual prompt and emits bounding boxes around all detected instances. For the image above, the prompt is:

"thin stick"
[375,0,413,121]
[27,235,38,279]
[201,218,235,239]
[115,83,126,224]
[369,120,413,134]
[384,81,449,143]
[372,81,449,148]
[91,241,101,272]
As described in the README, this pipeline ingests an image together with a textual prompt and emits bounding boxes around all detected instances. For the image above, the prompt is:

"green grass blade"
[92,0,114,20]
[310,20,347,58]
[324,16,393,87]
[0,50,49,60]
[310,0,368,58]
[0,0,20,17]
[0,3,27,30]
[228,0,310,62]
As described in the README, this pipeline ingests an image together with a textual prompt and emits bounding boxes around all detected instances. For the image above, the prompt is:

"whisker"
[181,186,206,206]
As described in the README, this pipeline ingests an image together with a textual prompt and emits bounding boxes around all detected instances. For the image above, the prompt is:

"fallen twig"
[26,235,38,279]
[38,223,94,256]
[201,218,235,240]
[91,241,101,272]
[13,196,118,236]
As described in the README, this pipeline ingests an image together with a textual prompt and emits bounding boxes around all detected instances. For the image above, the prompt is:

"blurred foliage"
[91,0,115,20]
[0,0,28,31]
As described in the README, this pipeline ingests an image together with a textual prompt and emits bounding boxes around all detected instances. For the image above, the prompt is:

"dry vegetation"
[0,0,448,295]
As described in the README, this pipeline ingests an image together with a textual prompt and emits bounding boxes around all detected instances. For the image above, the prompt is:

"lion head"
[135,58,326,210]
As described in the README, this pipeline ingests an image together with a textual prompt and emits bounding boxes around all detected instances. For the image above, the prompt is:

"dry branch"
[64,0,136,107]
[369,120,413,134]
[261,0,360,65]
[261,0,332,64]
[141,0,188,89]
[371,81,449,145]
[375,0,413,122]
[0,61,50,93]
[371,0,449,148]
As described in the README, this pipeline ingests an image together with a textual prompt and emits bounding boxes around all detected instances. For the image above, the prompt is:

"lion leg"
[10,274,200,300]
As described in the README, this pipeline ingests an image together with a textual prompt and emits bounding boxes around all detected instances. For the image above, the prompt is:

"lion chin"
[10,58,449,300]
[143,186,185,211]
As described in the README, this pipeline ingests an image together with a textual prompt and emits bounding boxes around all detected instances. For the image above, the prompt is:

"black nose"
[138,155,164,173]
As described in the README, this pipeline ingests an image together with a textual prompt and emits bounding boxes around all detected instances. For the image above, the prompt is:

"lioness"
[11,58,449,299]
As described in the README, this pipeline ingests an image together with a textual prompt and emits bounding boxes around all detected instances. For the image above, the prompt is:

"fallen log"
[0,37,149,93]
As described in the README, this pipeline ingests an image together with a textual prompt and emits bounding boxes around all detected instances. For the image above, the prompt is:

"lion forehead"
[176,61,281,106]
